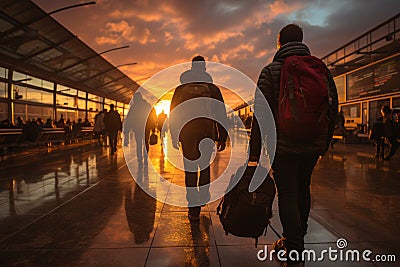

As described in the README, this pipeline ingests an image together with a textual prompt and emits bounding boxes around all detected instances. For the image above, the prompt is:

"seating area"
[0,127,95,154]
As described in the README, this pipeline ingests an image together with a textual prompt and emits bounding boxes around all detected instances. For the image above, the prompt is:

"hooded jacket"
[250,42,339,157]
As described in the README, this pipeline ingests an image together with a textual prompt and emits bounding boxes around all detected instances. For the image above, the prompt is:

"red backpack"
[279,55,331,140]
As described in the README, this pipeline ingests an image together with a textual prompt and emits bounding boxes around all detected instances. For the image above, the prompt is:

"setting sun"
[154,99,171,116]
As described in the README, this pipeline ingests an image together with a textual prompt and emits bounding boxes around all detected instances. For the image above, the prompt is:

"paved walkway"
[0,134,399,266]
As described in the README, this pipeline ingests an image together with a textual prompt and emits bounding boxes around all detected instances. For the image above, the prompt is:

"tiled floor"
[0,135,399,266]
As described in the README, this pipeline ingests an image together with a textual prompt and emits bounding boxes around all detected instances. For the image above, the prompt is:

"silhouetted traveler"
[104,104,122,155]
[43,118,54,128]
[157,110,168,140]
[381,105,399,160]
[22,119,42,142]
[124,93,157,164]
[57,115,65,128]
[15,117,25,128]
[170,55,228,221]
[370,116,385,158]
[249,24,338,266]
[94,110,106,147]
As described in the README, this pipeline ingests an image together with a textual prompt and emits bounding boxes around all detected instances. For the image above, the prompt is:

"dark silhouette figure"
[381,105,399,160]
[104,104,122,155]
[15,116,25,128]
[369,116,385,158]
[124,167,156,244]
[249,24,338,265]
[124,93,157,165]
[157,110,168,140]
[169,55,228,221]
[94,110,106,147]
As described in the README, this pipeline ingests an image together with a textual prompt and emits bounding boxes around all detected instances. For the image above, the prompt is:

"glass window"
[341,103,361,118]
[393,97,400,108]
[78,90,86,98]
[57,84,77,96]
[28,76,42,88]
[13,71,27,82]
[27,105,53,121]
[42,80,54,90]
[0,67,7,79]
[0,101,7,120]
[14,103,27,121]
[104,98,114,106]
[14,86,53,104]
[77,98,86,109]
[0,81,7,98]
[87,100,101,112]
[56,94,76,108]
[88,93,102,103]
[57,108,77,122]
[78,110,86,121]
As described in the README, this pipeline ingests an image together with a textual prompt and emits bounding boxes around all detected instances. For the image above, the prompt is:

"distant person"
[104,104,122,155]
[124,93,157,165]
[0,119,14,128]
[93,110,106,147]
[369,116,385,158]
[82,117,92,127]
[43,118,55,128]
[57,115,65,128]
[15,117,25,128]
[169,55,228,221]
[381,105,399,160]
[330,110,345,149]
[249,24,338,266]
[157,110,168,140]
[22,119,42,142]
[37,118,44,127]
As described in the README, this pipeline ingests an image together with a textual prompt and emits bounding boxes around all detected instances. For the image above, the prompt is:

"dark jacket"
[104,110,122,132]
[169,82,228,145]
[370,117,385,140]
[250,42,339,157]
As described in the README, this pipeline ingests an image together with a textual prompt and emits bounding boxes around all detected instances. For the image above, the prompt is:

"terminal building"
[0,0,139,125]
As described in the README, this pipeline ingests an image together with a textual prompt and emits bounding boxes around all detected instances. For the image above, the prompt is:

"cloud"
[33,0,400,88]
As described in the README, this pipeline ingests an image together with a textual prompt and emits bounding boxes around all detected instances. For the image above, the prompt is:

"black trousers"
[272,154,319,254]
[386,137,399,158]
[108,131,119,153]
[180,134,214,207]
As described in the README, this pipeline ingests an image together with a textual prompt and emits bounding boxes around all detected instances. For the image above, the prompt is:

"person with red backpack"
[250,24,338,266]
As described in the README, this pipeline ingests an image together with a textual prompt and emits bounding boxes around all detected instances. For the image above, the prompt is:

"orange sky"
[33,0,399,107]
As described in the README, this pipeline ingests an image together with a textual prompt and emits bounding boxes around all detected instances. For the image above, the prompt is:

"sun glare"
[154,100,171,116]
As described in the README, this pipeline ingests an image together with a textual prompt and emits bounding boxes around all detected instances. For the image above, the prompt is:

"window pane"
[0,101,7,120]
[57,84,77,96]
[57,94,76,108]
[77,98,86,109]
[0,67,7,79]
[78,90,86,98]
[341,104,360,118]
[27,105,53,121]
[14,103,27,121]
[57,108,77,122]
[0,81,7,98]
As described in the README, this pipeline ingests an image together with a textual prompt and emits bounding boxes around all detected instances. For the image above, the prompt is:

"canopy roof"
[0,0,139,104]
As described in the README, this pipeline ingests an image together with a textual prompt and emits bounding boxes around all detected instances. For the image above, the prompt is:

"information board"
[346,55,400,100]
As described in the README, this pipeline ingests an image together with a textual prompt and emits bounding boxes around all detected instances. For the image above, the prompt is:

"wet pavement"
[0,135,399,266]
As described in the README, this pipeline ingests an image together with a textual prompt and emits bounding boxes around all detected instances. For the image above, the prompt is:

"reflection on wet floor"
[0,134,399,266]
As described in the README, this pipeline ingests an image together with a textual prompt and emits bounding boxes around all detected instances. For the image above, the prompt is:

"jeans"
[272,154,319,253]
